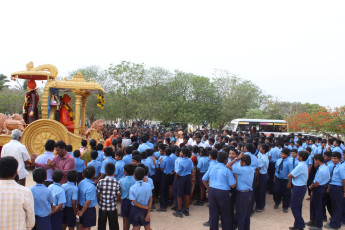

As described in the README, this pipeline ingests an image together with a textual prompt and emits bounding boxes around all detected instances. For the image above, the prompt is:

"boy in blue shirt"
[115,150,126,180]
[268,142,281,194]
[48,170,66,230]
[305,154,330,230]
[123,146,133,164]
[173,147,193,218]
[324,152,345,229]
[96,143,105,163]
[228,153,254,230]
[274,148,293,213]
[288,151,309,230]
[255,144,269,212]
[119,164,137,230]
[289,149,299,169]
[202,151,236,230]
[73,150,85,184]
[158,147,174,211]
[87,151,102,180]
[77,166,98,230]
[129,167,153,230]
[195,147,210,206]
[97,147,116,183]
[62,170,78,230]
[31,168,54,230]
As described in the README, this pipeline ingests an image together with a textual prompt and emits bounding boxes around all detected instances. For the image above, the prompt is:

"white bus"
[229,119,288,134]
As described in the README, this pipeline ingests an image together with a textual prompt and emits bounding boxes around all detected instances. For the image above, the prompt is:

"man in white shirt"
[0,129,31,186]
[35,139,56,186]
[0,156,35,229]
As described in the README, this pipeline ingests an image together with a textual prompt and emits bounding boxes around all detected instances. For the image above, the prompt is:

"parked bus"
[228,119,288,134]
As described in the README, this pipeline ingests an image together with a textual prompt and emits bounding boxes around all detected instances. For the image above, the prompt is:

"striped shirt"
[0,180,35,229]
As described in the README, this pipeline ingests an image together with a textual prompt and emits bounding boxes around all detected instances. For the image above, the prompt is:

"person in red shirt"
[59,94,75,133]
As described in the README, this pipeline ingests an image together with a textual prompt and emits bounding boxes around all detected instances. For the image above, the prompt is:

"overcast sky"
[1,0,344,107]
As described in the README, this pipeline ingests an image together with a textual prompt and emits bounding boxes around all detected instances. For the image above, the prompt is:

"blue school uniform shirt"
[174,156,182,172]
[142,158,155,176]
[275,158,293,179]
[203,162,236,191]
[330,162,345,186]
[297,146,304,152]
[129,180,152,206]
[197,156,210,173]
[62,181,78,208]
[289,156,299,169]
[145,176,154,190]
[232,165,254,191]
[78,178,97,207]
[284,145,292,150]
[48,182,66,207]
[146,141,154,149]
[119,175,136,200]
[161,155,174,174]
[340,143,345,151]
[176,157,193,176]
[313,164,330,186]
[30,183,54,217]
[100,156,117,174]
[315,146,326,155]
[326,161,334,174]
[138,143,151,153]
[244,152,258,169]
[258,154,269,174]
[88,160,102,178]
[333,147,343,154]
[75,157,86,173]
[123,154,132,165]
[115,159,125,180]
[208,160,218,170]
[96,150,105,163]
[269,147,281,163]
[193,153,201,161]
[290,161,308,186]
[170,154,178,169]
[231,160,241,173]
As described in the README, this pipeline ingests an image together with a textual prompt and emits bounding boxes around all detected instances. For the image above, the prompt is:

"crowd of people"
[0,127,345,230]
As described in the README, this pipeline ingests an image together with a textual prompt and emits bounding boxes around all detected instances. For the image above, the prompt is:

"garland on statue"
[97,94,105,109]
[64,104,75,121]
[23,90,39,114]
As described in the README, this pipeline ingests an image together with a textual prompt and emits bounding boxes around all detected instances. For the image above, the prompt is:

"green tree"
[0,74,9,90]
[0,88,26,114]
[245,108,267,119]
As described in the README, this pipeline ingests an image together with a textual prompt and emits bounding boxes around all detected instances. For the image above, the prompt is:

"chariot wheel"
[22,119,69,155]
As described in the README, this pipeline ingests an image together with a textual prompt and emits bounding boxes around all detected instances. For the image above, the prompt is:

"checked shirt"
[96,176,121,211]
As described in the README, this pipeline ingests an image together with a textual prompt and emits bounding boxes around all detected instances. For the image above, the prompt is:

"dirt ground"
[26,172,344,230]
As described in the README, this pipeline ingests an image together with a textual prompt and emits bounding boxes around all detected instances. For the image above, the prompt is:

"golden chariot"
[0,62,106,155]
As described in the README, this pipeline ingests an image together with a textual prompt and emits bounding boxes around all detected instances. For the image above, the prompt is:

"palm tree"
[14,79,27,92]
[0,74,9,90]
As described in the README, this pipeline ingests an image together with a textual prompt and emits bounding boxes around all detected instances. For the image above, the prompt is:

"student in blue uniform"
[229,153,254,230]
[97,147,116,183]
[333,139,343,154]
[74,150,86,184]
[77,166,98,230]
[119,164,137,230]
[115,150,126,180]
[173,147,193,218]
[158,147,174,211]
[195,147,210,206]
[288,151,309,230]
[255,144,269,212]
[274,148,293,212]
[289,149,299,169]
[324,152,345,229]
[315,140,327,155]
[129,167,153,230]
[48,170,66,230]
[62,170,78,230]
[202,151,236,230]
[30,168,54,230]
[295,140,304,153]
[123,146,133,164]
[87,151,102,180]
[96,143,105,163]
[323,151,333,221]
[268,142,281,194]
[244,143,258,214]
[305,154,330,230]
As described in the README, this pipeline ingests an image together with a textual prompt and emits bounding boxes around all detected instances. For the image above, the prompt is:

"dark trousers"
[160,173,169,209]
[291,185,307,229]
[307,166,316,196]
[230,189,237,230]
[310,185,327,227]
[34,215,52,230]
[98,209,119,230]
[273,178,291,209]
[236,191,252,230]
[51,210,63,230]
[255,173,268,210]
[322,190,333,219]
[267,162,276,193]
[329,185,344,229]
[251,175,257,212]
[209,187,232,230]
